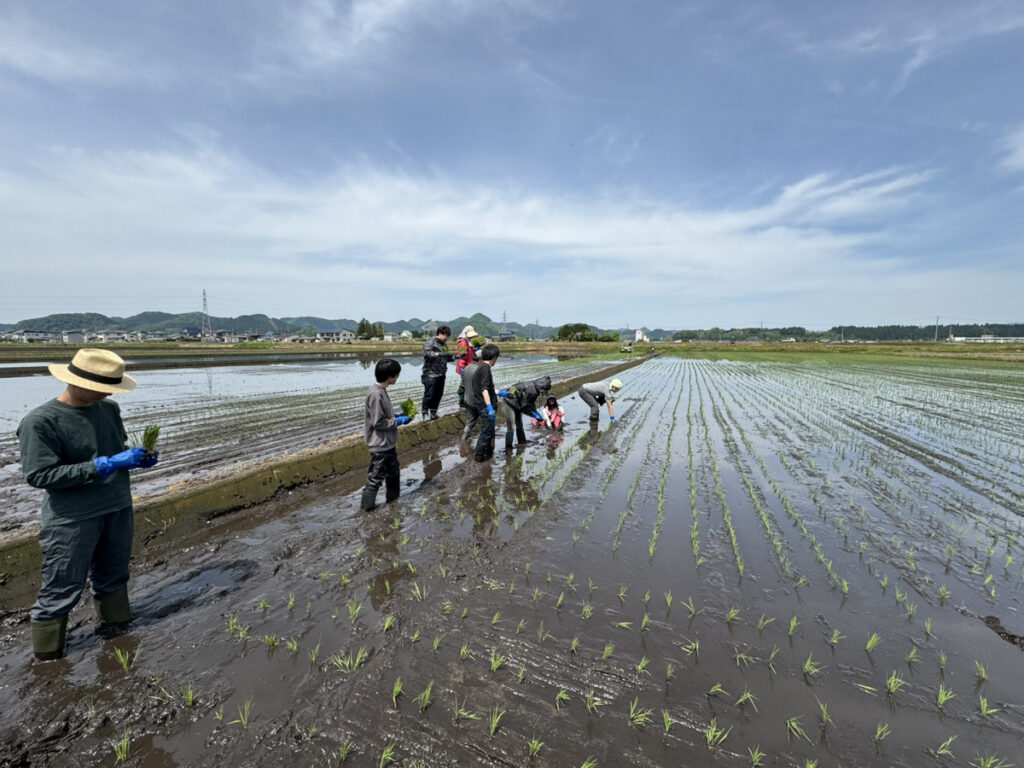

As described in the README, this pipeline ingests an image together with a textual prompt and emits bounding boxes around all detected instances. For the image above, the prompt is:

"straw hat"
[49,348,137,394]
[462,325,479,339]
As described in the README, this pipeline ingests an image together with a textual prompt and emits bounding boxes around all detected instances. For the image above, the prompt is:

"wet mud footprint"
[984,615,1024,650]
[133,558,260,622]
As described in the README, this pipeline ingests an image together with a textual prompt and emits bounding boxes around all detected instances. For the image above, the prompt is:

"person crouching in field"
[578,378,622,423]
[532,393,566,430]
[17,348,159,661]
[361,359,411,511]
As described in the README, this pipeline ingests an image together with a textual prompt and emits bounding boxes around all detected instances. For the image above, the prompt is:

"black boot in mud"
[31,617,67,661]
[96,586,132,636]
[429,410,439,420]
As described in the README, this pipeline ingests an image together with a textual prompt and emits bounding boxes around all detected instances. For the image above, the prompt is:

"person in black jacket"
[420,325,451,420]
[498,375,551,452]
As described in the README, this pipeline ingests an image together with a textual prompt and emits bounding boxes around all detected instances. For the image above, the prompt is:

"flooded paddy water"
[2,355,1024,767]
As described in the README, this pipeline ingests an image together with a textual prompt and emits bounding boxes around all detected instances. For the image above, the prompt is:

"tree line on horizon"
[3,311,1021,343]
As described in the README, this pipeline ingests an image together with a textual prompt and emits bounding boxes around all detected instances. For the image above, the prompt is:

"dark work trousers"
[578,388,605,421]
[500,400,527,450]
[31,506,134,622]
[466,406,495,458]
[421,375,446,414]
[361,448,400,510]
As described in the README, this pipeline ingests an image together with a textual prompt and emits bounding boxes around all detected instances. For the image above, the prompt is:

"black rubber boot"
[31,617,68,661]
[428,410,439,420]
[385,476,400,503]
[360,487,378,511]
[95,593,132,626]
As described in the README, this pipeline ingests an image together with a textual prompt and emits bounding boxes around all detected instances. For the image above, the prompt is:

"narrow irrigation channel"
[2,355,1023,767]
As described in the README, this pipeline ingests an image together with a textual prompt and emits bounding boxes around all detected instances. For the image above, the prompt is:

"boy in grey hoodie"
[360,359,411,511]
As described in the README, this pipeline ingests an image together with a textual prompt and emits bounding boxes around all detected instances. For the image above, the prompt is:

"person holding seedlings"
[360,358,411,511]
[16,348,159,661]
[461,343,500,461]
[497,375,551,451]
[420,324,452,421]
[578,378,623,423]
[454,325,479,408]
[532,393,566,430]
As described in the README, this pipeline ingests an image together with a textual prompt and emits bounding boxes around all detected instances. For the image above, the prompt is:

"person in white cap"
[578,378,623,423]
[17,348,159,660]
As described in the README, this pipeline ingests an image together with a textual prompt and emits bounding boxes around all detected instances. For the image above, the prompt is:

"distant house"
[498,331,516,342]
[382,332,400,342]
[316,329,356,343]
[62,330,87,344]
[96,330,129,343]
[8,329,60,343]
[634,329,649,343]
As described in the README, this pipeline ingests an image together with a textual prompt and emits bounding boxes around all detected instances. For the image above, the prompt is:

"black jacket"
[504,376,551,413]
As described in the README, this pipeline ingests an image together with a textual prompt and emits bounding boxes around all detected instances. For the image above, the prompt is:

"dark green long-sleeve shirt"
[17,398,132,527]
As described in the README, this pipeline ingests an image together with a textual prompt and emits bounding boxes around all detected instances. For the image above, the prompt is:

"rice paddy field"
[2,353,1024,767]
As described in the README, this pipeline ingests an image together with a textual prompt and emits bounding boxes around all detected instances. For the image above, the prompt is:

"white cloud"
[998,126,1024,173]
[0,138,963,327]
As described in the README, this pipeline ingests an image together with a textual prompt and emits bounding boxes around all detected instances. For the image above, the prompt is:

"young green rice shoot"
[628,698,654,728]
[705,717,731,749]
[488,705,505,736]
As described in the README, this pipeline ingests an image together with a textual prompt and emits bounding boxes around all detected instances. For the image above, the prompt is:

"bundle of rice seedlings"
[401,398,419,418]
[141,425,160,455]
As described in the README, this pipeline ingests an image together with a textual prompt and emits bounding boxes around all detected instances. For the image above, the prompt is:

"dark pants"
[578,388,605,421]
[466,406,495,457]
[361,448,400,510]
[501,400,527,450]
[421,375,445,413]
[31,506,134,622]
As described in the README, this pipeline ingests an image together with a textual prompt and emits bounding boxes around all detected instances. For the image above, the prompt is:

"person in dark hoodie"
[497,375,551,452]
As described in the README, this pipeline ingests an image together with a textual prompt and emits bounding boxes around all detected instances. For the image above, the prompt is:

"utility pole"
[934,315,939,343]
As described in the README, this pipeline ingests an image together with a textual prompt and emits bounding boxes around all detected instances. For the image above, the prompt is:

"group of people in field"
[361,324,623,509]
[16,337,621,662]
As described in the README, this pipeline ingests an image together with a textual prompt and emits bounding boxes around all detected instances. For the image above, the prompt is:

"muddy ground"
[2,356,1024,767]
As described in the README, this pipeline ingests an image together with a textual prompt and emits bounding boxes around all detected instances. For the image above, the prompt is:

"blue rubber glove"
[486,404,496,421]
[139,450,160,469]
[94,447,147,478]
[395,415,411,426]
[497,389,510,398]
[609,415,616,423]
[531,410,543,421]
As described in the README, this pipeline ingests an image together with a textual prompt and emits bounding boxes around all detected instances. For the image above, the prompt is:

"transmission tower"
[202,290,213,341]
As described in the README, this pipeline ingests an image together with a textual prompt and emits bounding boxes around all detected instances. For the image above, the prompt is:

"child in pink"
[532,394,565,430]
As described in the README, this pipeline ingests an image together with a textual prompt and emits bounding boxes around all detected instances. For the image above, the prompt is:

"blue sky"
[1,1,1022,330]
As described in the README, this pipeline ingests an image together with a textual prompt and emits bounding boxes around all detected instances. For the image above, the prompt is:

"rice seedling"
[488,705,505,736]
[803,653,823,677]
[814,696,831,728]
[705,717,731,749]
[491,611,502,626]
[665,661,676,680]
[748,745,766,767]
[411,583,429,602]
[517,666,526,683]
[528,737,544,757]
[580,758,598,768]
[111,727,131,765]
[682,596,697,616]
[854,683,878,696]
[933,735,956,757]
[182,685,196,707]
[885,670,907,695]
[680,639,700,658]
[584,690,604,715]
[735,649,757,667]
[757,614,775,631]
[459,643,474,661]
[415,681,434,711]
[581,602,594,620]
[975,660,988,681]
[452,697,480,723]
[706,682,729,698]
[347,599,363,624]
[635,656,650,677]
[970,755,1013,768]
[906,646,919,664]
[308,643,320,664]
[786,715,812,744]
[569,636,580,654]
[615,621,632,630]
[827,628,845,646]
[725,606,740,624]
[602,642,615,661]
[410,629,421,644]
[378,742,396,767]
[640,611,650,631]
[537,621,553,643]
[937,684,956,708]
[788,616,800,636]
[627,697,654,728]
[664,591,673,609]
[263,633,279,648]
[939,650,948,671]
[555,688,570,711]
[257,597,271,611]
[489,649,506,672]
[556,592,566,610]
[432,634,444,652]
[735,687,759,712]
[617,585,628,601]
[873,722,892,742]
[978,695,1000,717]
[113,645,141,672]
[865,632,881,652]
[286,593,296,611]
[229,697,253,728]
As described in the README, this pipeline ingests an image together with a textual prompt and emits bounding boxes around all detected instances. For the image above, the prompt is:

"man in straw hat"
[17,348,158,660]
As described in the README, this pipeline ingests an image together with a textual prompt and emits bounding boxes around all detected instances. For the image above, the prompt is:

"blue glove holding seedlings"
[395,415,411,426]
[497,389,510,398]
[531,410,543,421]
[609,415,616,423]
[139,450,160,469]
[486,404,496,421]
[94,447,147,478]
